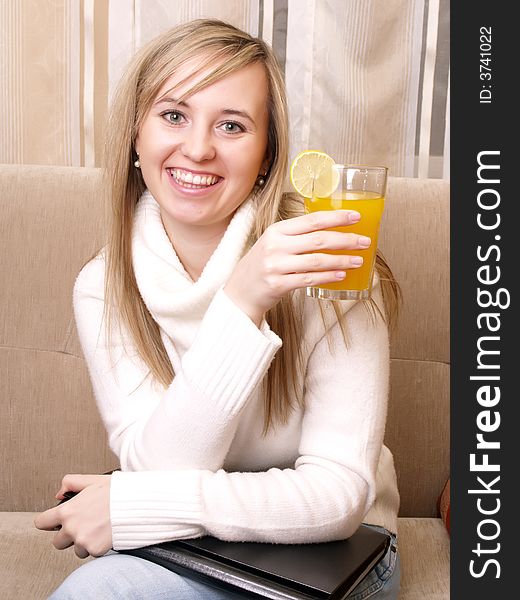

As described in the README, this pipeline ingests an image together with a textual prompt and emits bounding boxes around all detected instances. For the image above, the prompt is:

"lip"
[166,167,223,196]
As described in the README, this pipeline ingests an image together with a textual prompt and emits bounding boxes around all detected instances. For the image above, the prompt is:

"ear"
[260,157,270,175]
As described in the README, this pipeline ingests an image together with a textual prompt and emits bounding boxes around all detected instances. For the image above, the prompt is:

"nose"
[180,125,216,163]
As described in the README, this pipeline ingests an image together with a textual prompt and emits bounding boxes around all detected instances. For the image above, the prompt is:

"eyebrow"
[154,97,255,124]
[154,96,188,107]
[221,108,255,124]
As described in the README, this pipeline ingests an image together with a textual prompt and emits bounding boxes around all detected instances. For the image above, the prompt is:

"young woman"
[35,19,401,599]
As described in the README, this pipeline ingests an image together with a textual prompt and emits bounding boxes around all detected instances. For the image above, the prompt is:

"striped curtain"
[0,0,449,179]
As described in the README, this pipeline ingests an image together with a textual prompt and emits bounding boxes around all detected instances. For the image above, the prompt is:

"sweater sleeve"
[110,284,391,549]
[73,257,281,472]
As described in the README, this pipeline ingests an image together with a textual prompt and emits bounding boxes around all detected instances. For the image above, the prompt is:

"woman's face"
[135,59,269,240]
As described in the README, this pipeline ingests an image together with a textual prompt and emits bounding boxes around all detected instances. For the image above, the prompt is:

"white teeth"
[170,169,218,187]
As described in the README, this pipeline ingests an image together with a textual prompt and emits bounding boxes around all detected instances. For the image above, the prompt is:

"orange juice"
[305,191,384,292]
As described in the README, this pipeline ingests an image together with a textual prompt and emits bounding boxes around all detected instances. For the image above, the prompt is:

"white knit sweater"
[73,191,400,551]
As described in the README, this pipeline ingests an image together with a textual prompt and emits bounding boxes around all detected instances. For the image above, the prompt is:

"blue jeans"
[48,526,400,599]
[347,526,400,600]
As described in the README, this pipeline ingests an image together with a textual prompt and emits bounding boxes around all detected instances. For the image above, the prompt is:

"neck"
[161,219,230,282]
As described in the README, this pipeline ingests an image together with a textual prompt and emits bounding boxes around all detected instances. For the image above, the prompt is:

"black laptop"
[121,524,390,599]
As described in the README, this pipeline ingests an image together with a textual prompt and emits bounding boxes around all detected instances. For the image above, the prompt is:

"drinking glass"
[305,164,387,300]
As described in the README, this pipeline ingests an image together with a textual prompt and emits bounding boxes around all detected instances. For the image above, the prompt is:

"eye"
[219,121,245,134]
[162,110,185,125]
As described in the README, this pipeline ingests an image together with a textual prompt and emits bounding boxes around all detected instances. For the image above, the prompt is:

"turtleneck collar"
[131,190,256,356]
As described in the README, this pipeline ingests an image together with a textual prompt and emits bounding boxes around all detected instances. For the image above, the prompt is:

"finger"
[53,528,75,551]
[276,210,361,235]
[56,491,78,504]
[34,507,62,531]
[74,544,90,559]
[57,473,107,498]
[282,270,349,292]
[283,252,364,275]
[287,231,371,255]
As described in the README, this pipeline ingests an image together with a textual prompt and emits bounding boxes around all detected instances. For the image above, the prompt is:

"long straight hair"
[103,19,401,433]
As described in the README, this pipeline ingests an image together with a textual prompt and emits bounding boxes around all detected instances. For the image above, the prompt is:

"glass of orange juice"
[305,164,387,300]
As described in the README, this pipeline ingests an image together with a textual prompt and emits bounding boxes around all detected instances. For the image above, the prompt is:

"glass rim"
[333,163,388,172]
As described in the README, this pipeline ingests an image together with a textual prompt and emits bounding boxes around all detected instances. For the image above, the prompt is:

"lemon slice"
[290,150,340,198]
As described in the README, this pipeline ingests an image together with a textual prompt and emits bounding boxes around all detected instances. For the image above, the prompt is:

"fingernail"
[349,211,361,222]
[351,256,363,266]
[358,236,371,248]
[335,271,346,279]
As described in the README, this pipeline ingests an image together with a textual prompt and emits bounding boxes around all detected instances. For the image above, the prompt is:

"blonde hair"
[103,19,401,432]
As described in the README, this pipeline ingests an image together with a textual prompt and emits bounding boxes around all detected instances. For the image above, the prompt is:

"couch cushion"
[381,177,450,518]
[0,165,105,353]
[2,513,449,600]
[381,177,450,364]
[0,165,119,512]
[397,517,450,599]
[0,347,119,512]
[385,359,449,517]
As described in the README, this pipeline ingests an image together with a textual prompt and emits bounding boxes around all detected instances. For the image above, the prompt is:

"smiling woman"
[34,18,402,600]
[135,60,269,259]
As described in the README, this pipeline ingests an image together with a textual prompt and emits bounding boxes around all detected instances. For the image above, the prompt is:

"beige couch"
[0,164,450,599]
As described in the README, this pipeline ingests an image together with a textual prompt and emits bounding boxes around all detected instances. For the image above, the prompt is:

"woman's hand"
[34,474,112,559]
[224,210,370,325]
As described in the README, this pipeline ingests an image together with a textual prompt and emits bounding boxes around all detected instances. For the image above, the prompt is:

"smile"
[167,168,221,189]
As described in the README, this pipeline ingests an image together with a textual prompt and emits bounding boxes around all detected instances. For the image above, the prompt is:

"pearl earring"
[256,174,266,187]
[134,159,140,168]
